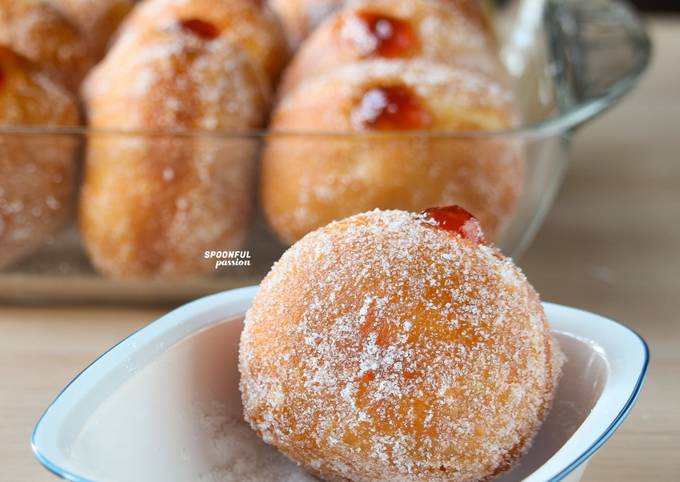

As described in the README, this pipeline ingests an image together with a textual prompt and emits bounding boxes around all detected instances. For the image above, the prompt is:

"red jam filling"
[353,11,417,58]
[352,85,432,130]
[420,206,487,244]
[179,18,220,40]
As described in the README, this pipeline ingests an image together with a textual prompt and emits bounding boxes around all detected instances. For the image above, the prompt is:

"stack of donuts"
[264,0,524,244]
[79,0,287,278]
[0,0,525,280]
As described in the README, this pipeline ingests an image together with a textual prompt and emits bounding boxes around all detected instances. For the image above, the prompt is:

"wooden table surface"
[1,17,678,482]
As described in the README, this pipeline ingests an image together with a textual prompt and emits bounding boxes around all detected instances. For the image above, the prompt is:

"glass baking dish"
[0,0,649,304]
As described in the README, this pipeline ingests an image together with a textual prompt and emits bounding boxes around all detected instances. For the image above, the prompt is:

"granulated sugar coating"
[80,21,265,278]
[240,209,563,482]
[0,46,79,269]
[0,0,93,92]
[262,58,524,245]
[115,0,288,85]
[278,0,500,95]
[198,407,316,482]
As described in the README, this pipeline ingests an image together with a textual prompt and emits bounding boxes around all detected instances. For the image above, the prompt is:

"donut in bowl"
[240,206,563,481]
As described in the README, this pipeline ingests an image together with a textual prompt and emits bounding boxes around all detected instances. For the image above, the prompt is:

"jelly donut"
[0,0,93,92]
[262,60,524,244]
[80,23,268,279]
[279,0,500,95]
[118,0,288,86]
[0,47,80,269]
[268,0,345,48]
[269,0,494,49]
[50,0,134,60]
[240,207,563,482]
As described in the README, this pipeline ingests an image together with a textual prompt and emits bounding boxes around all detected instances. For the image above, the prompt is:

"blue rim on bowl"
[540,322,649,481]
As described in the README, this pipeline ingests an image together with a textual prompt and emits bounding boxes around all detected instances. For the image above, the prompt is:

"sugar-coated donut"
[270,0,493,49]
[80,23,268,279]
[279,0,500,95]
[268,0,345,48]
[0,47,80,269]
[50,0,134,60]
[262,59,524,244]
[240,207,563,482]
[0,0,93,92]
[118,0,288,86]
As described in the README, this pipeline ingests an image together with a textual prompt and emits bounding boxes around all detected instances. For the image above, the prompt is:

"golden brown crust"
[0,46,80,269]
[79,135,256,278]
[83,22,270,131]
[268,0,494,51]
[240,209,563,481]
[118,0,288,86]
[0,0,93,92]
[80,26,265,279]
[51,0,135,60]
[279,0,500,96]
[262,60,523,244]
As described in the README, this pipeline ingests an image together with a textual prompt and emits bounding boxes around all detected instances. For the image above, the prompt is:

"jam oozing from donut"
[352,85,432,130]
[179,18,220,40]
[353,11,417,58]
[420,205,487,244]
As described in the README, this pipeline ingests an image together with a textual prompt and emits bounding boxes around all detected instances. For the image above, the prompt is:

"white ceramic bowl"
[32,286,648,482]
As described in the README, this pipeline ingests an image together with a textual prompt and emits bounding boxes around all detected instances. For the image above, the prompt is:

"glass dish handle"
[545,0,651,128]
